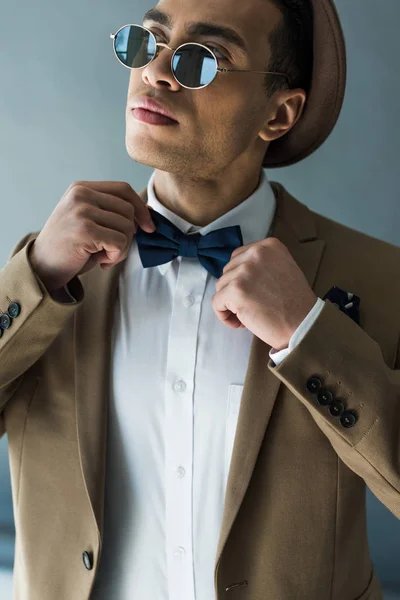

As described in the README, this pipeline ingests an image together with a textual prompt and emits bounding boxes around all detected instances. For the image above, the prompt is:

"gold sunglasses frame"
[110,24,290,90]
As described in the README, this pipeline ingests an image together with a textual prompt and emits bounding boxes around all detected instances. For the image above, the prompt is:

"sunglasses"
[110,24,290,90]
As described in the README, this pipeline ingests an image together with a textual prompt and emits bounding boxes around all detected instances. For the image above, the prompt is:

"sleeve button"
[8,302,21,318]
[329,400,345,417]
[340,411,357,428]
[306,376,322,394]
[317,388,333,406]
[0,314,11,330]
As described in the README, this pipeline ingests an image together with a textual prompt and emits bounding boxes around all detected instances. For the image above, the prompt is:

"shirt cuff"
[269,297,325,366]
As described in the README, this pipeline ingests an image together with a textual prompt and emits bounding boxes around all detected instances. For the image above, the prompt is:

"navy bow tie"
[135,208,244,279]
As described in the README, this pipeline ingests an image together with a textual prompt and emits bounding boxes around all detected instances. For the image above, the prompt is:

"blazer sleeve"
[0,232,85,434]
[268,298,400,520]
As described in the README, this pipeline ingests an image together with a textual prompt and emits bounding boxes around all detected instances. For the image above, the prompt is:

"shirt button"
[173,379,186,392]
[174,546,186,557]
[176,466,186,478]
[183,295,195,308]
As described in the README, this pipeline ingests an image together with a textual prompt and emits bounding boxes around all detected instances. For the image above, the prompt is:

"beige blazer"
[1,181,399,600]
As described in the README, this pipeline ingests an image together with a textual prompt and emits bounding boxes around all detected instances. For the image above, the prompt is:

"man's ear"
[258,88,307,142]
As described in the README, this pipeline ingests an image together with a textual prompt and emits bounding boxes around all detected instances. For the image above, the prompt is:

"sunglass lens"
[172,45,217,88]
[114,25,156,68]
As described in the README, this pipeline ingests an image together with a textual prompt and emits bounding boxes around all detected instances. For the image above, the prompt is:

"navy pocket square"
[322,286,361,325]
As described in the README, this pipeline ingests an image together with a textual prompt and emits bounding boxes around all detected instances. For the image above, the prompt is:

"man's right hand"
[28,181,156,293]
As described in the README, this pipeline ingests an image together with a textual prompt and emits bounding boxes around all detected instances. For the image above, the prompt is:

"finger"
[75,181,155,231]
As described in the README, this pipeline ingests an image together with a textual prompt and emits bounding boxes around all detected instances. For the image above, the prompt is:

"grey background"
[0,0,399,597]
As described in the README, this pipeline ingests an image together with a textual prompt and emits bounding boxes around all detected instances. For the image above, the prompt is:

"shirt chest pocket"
[225,384,244,490]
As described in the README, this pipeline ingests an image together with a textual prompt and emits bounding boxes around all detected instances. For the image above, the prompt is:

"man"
[0,0,399,599]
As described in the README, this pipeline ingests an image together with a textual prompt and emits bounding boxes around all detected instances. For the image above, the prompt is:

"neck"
[152,165,264,228]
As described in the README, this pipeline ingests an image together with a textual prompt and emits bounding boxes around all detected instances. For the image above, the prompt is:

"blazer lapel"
[214,181,326,568]
[73,181,326,567]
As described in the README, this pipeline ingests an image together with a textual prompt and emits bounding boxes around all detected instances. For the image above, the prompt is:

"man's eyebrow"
[142,8,248,55]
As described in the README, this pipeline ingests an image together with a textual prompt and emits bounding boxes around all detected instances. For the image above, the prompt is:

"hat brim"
[262,0,347,169]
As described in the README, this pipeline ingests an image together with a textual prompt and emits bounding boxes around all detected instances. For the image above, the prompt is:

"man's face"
[125,0,282,178]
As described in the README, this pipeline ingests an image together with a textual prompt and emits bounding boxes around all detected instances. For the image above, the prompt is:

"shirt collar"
[145,169,276,276]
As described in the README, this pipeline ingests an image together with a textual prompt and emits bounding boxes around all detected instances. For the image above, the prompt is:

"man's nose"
[142,46,181,91]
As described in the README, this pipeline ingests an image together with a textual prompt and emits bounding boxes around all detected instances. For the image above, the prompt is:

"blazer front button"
[306,376,322,394]
[340,411,357,428]
[82,551,93,570]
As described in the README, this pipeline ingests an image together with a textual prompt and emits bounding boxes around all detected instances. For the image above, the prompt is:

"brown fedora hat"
[263,0,347,169]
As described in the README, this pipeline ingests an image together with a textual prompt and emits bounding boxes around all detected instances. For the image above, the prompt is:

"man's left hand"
[212,238,318,351]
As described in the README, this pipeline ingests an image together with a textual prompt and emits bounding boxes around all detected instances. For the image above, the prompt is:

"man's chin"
[126,148,172,171]
[125,140,191,174]
[126,136,163,166]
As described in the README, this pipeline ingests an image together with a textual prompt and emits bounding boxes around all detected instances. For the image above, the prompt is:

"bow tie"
[135,208,244,279]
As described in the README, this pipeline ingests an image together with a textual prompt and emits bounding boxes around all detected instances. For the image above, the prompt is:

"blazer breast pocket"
[225,384,244,490]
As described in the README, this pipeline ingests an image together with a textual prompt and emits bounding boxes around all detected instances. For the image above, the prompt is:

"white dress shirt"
[64,169,325,599]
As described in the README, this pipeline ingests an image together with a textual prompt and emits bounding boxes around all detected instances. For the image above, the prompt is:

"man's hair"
[264,0,314,97]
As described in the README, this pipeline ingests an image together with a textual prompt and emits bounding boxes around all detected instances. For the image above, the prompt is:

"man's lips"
[131,97,178,122]
[131,108,179,126]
